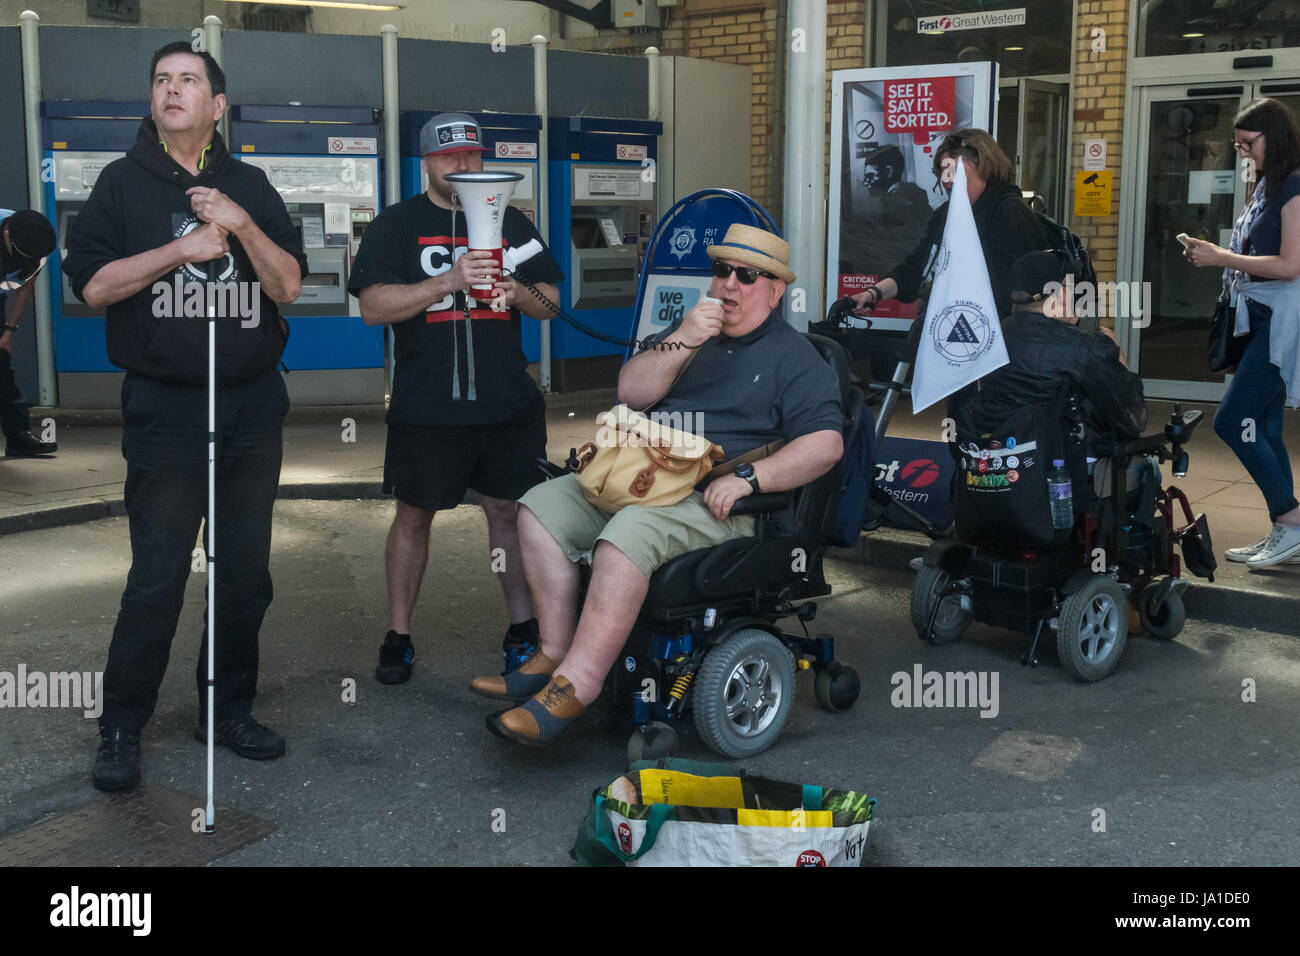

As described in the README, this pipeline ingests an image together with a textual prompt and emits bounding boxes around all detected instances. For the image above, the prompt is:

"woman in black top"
[848,128,1048,319]
[1185,97,1300,569]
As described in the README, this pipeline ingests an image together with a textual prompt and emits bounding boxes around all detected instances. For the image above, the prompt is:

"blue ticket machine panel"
[42,102,146,395]
[230,105,384,383]
[401,112,546,358]
[547,117,660,362]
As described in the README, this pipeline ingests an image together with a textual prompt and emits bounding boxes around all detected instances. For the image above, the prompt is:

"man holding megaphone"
[349,112,563,690]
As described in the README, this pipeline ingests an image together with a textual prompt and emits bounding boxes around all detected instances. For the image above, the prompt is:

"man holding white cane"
[63,41,305,792]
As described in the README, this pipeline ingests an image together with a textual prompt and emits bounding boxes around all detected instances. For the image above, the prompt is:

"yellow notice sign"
[1074,170,1112,217]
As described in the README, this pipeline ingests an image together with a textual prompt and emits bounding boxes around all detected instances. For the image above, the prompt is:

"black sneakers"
[5,430,56,457]
[502,619,540,675]
[92,727,142,792]
[194,715,286,760]
[376,630,414,684]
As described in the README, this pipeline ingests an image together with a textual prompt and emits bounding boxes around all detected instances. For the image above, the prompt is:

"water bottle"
[1048,459,1073,530]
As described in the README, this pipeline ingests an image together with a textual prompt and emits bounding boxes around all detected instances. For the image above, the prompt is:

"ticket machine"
[41,101,143,406]
[547,117,660,386]
[230,105,384,404]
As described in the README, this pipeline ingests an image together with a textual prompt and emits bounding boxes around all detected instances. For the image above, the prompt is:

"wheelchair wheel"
[911,566,972,644]
[1138,583,1186,641]
[627,721,679,764]
[1056,576,1128,681]
[814,664,860,713]
[693,628,796,759]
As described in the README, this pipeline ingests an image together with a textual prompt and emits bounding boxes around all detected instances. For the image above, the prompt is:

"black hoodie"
[62,118,307,385]
[887,179,1053,318]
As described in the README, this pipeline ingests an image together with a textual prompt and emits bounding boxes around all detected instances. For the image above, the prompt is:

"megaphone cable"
[501,267,701,354]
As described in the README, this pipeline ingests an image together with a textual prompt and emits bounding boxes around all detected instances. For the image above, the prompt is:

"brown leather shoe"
[493,675,586,746]
[469,650,558,702]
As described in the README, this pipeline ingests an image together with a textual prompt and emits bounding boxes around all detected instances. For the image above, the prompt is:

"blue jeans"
[1213,303,1298,522]
[100,370,288,733]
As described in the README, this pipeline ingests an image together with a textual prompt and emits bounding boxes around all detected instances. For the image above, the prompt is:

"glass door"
[997,79,1069,221]
[1019,80,1068,221]
[1130,81,1300,400]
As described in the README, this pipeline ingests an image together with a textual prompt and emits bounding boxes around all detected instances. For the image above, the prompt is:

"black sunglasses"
[711,261,775,284]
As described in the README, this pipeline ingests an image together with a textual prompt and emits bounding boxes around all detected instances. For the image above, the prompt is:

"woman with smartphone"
[1184,97,1300,569]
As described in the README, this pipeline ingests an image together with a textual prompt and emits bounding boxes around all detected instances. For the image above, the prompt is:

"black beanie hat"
[4,210,57,261]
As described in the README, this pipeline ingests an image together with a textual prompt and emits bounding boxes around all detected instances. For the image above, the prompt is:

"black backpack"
[1001,194,1100,331]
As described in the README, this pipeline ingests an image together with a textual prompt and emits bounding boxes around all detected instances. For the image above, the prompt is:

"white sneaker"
[1225,536,1270,562]
[1226,534,1300,564]
[1246,523,1300,569]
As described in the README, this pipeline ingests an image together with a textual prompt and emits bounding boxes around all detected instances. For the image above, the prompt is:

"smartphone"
[1176,233,1192,248]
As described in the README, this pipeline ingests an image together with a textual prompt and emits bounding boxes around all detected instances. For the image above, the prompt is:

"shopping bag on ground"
[572,758,875,867]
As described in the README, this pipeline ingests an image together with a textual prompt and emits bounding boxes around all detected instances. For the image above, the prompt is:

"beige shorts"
[518,474,757,577]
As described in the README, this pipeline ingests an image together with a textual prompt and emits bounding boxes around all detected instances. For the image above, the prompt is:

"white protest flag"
[910,157,1008,413]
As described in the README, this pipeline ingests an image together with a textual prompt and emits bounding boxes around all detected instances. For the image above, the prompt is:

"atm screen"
[303,272,341,287]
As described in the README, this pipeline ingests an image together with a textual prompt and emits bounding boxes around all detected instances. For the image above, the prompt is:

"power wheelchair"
[542,334,865,761]
[910,398,1217,681]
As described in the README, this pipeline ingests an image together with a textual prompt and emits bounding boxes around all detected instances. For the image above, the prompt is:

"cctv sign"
[917,7,1026,33]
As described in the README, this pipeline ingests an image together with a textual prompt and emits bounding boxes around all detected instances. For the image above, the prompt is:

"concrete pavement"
[0,391,1296,635]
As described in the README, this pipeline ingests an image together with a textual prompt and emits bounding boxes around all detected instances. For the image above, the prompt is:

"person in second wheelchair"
[470,224,845,747]
[966,249,1148,491]
[913,250,1211,681]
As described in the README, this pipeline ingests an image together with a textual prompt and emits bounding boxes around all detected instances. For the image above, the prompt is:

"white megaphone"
[445,170,525,295]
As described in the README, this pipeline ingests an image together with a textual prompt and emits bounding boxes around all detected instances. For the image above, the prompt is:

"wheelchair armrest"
[1092,433,1167,458]
[729,492,793,516]
[533,457,570,480]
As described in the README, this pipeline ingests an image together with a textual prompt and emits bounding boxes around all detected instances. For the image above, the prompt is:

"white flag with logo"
[910,157,1008,414]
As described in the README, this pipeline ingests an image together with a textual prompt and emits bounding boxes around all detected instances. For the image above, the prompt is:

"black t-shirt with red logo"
[348,194,563,426]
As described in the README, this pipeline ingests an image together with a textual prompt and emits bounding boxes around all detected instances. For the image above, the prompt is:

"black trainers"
[5,430,56,457]
[92,727,142,792]
[376,630,414,684]
[194,715,285,760]
[502,619,539,675]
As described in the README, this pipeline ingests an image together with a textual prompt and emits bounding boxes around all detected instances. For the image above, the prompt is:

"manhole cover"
[0,785,274,866]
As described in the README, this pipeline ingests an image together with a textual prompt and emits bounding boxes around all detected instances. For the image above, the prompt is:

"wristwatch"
[735,462,761,494]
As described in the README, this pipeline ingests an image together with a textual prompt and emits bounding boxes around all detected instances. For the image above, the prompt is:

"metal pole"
[646,46,660,120]
[205,257,218,835]
[381,24,400,400]
[782,0,827,332]
[532,34,551,392]
[19,10,56,407]
[203,16,228,147]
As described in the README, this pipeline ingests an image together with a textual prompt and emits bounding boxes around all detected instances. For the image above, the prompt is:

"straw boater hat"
[705,223,796,284]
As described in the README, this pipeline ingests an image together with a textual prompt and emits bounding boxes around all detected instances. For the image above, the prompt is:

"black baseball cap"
[1008,250,1070,304]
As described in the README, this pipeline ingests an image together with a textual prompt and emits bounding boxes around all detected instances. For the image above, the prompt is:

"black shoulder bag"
[1208,283,1246,374]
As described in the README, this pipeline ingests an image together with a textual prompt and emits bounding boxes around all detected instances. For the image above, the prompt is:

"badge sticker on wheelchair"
[1006,437,1017,449]
[1008,470,1019,483]
[1007,456,1019,469]
[992,457,1003,470]
[624,656,637,672]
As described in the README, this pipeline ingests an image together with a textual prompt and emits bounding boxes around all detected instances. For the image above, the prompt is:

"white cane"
[205,255,218,835]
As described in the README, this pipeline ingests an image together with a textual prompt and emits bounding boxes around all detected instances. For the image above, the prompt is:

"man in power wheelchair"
[912,251,1216,681]
[469,225,862,756]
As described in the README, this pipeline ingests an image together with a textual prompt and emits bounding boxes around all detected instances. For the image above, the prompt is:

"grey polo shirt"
[646,311,843,460]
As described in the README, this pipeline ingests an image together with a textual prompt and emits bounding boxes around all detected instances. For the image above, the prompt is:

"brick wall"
[1070,0,1128,284]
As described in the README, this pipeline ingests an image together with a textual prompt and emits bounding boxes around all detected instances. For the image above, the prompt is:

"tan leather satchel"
[573,405,725,512]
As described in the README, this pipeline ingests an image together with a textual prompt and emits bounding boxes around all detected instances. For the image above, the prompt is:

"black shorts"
[383,410,547,511]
